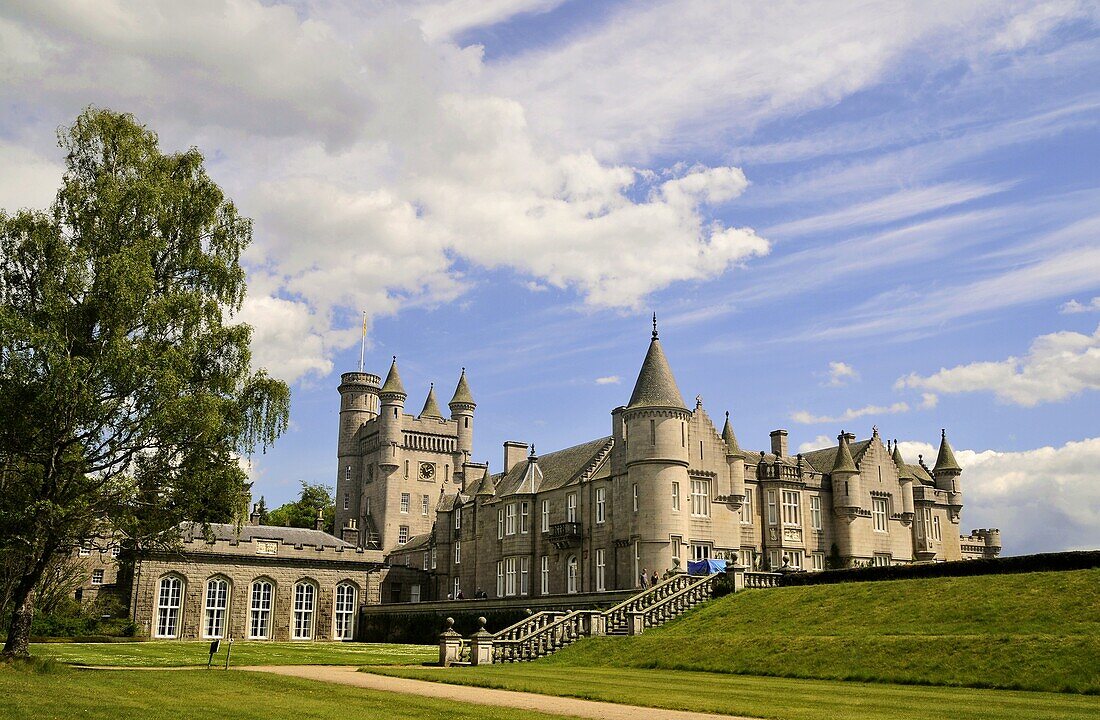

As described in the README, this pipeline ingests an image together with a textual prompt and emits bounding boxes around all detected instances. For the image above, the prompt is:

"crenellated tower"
[334,371,380,539]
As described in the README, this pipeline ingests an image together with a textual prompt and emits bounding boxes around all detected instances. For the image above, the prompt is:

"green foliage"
[0,106,291,655]
[0,668,560,720]
[266,481,335,533]
[33,640,434,668]
[543,569,1100,694]
[374,666,1100,720]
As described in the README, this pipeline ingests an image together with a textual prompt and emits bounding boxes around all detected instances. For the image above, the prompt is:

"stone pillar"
[469,616,494,666]
[438,617,462,667]
[725,555,747,593]
[581,610,605,637]
[629,611,645,636]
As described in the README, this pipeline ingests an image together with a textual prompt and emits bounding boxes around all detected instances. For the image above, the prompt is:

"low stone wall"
[358,589,635,643]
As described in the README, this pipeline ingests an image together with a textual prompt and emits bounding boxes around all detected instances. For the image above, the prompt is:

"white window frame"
[810,495,822,530]
[566,493,577,522]
[671,481,680,511]
[203,577,229,639]
[767,490,778,525]
[741,487,754,524]
[343,492,350,511]
[595,487,606,524]
[155,576,183,638]
[422,494,430,516]
[566,555,578,594]
[520,557,530,595]
[540,556,549,595]
[520,502,530,534]
[811,552,825,571]
[691,543,711,561]
[398,525,409,545]
[873,553,892,567]
[505,557,517,596]
[690,479,710,518]
[249,580,273,639]
[933,514,942,541]
[496,561,504,597]
[453,577,461,599]
[400,493,410,514]
[454,540,461,564]
[671,535,682,565]
[334,582,357,640]
[498,509,505,539]
[91,569,104,585]
[595,548,606,591]
[541,500,550,532]
[431,546,437,570]
[872,497,888,532]
[78,544,91,558]
[455,508,461,530]
[292,582,316,640]
[781,489,801,526]
[410,583,421,603]
[505,503,517,535]
[632,484,639,512]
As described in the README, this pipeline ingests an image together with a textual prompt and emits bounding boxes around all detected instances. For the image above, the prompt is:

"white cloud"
[824,361,859,387]
[411,0,567,41]
[1061,297,1100,313]
[797,435,835,453]
[919,393,939,410]
[0,143,62,213]
[895,437,1100,554]
[791,402,910,425]
[896,323,1100,406]
[595,376,620,385]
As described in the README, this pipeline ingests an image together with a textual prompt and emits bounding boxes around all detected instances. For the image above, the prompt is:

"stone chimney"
[841,431,856,443]
[341,518,359,546]
[314,508,325,532]
[503,441,528,473]
[770,429,789,457]
[249,504,262,526]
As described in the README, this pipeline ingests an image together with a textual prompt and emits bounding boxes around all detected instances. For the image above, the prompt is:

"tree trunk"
[3,560,48,658]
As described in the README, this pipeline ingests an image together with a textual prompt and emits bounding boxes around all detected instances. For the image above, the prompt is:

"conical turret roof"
[892,439,914,480]
[831,432,858,474]
[380,356,406,396]
[721,411,743,456]
[627,318,686,410]
[449,368,475,407]
[934,429,962,473]
[419,384,443,419]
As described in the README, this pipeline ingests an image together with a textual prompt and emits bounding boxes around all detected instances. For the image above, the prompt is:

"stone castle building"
[342,321,1001,601]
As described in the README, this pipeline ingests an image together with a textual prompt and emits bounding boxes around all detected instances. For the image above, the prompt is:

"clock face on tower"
[419,462,436,480]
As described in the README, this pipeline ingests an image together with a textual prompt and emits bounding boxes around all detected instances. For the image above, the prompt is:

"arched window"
[566,556,579,594]
[203,577,230,639]
[249,580,274,639]
[334,582,357,640]
[292,582,316,640]
[155,576,183,638]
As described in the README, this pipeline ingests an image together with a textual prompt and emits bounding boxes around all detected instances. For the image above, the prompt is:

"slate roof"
[449,369,475,406]
[182,522,352,547]
[493,436,613,497]
[721,412,743,456]
[380,357,406,396]
[934,429,962,473]
[419,384,443,419]
[627,336,686,409]
[800,440,872,475]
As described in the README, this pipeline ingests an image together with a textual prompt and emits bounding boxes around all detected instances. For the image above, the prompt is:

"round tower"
[722,411,746,506]
[378,357,406,470]
[449,368,476,469]
[891,439,915,519]
[829,431,862,565]
[335,371,379,540]
[622,316,690,580]
[933,428,963,515]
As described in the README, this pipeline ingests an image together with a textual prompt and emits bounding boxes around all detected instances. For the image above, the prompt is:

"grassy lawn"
[32,640,434,667]
[369,665,1100,720]
[0,664,579,720]
[544,569,1100,694]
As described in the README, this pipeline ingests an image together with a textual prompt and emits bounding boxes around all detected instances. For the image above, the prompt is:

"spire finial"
[725,410,729,419]
[529,444,536,457]
[652,312,658,339]
[941,428,946,439]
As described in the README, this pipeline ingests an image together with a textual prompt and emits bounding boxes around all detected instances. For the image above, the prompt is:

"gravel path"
[238,665,749,720]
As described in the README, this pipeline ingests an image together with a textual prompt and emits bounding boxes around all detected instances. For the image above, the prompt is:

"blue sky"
[1,1,1098,555]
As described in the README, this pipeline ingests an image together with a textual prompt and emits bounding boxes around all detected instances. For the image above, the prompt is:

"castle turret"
[934,428,963,511]
[622,315,690,581]
[335,371,380,537]
[419,383,444,420]
[722,411,745,505]
[830,431,861,511]
[378,357,406,470]
[892,439,915,519]
[449,368,476,475]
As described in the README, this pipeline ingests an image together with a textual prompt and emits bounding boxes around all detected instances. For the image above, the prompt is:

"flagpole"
[359,311,367,373]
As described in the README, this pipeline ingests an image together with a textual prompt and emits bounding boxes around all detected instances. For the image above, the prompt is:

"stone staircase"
[440,567,781,666]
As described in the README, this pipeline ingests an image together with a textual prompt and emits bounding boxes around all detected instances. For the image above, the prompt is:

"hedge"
[778,550,1100,586]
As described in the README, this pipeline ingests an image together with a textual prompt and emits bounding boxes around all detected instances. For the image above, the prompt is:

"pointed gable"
[419,384,443,419]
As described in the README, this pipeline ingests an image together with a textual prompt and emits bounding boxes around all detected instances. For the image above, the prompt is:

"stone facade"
[360,322,1002,602]
[129,523,383,640]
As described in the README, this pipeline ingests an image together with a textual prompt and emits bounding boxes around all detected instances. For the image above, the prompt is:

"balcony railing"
[546,521,582,548]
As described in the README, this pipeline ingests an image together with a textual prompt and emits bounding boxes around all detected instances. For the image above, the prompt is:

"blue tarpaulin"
[687,559,727,575]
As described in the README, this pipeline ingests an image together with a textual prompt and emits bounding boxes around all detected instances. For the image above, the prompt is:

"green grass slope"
[545,569,1100,693]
